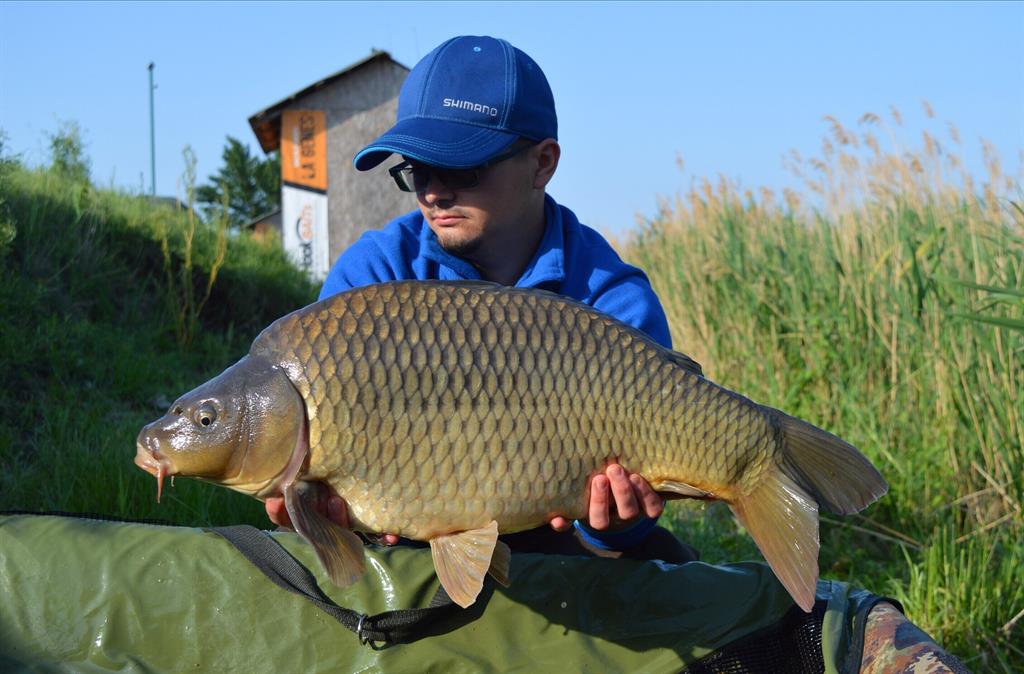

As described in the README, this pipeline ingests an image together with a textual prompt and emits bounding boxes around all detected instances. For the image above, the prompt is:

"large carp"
[135,281,887,610]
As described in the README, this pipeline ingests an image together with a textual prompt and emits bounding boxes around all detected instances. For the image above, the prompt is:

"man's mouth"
[430,212,464,226]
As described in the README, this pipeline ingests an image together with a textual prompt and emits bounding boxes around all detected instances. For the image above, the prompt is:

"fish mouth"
[134,441,177,503]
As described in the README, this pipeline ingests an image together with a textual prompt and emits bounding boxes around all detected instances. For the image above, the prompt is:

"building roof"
[248,50,408,153]
[240,208,282,231]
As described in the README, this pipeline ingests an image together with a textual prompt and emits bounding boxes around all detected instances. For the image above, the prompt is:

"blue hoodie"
[319,194,670,548]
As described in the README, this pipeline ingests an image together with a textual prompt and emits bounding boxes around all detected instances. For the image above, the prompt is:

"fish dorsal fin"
[667,351,704,377]
[729,469,819,612]
[284,481,366,587]
[437,280,505,291]
[429,521,502,608]
[650,479,714,499]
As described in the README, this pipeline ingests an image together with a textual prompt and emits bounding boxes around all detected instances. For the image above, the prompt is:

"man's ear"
[532,139,560,189]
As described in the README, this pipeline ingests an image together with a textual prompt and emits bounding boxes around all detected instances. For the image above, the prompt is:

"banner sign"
[282,184,329,279]
[281,110,329,278]
[281,110,327,192]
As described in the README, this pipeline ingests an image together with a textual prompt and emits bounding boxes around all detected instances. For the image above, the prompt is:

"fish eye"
[194,404,217,428]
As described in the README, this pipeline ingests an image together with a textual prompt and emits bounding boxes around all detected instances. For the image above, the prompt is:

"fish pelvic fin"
[429,521,505,608]
[283,480,366,587]
[770,408,889,515]
[729,468,820,612]
[651,479,714,500]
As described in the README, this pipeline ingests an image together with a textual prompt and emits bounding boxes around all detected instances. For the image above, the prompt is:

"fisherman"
[266,35,697,563]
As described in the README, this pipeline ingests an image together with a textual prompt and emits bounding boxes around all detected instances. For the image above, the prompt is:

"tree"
[47,121,91,184]
[197,137,280,228]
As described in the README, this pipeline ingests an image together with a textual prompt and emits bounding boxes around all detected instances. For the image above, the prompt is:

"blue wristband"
[573,517,659,551]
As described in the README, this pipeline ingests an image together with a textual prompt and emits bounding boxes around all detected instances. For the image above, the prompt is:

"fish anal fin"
[651,478,715,500]
[488,540,512,587]
[284,480,366,587]
[729,468,819,612]
[429,521,500,608]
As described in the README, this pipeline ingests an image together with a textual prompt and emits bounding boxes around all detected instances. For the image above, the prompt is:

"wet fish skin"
[262,281,755,537]
[137,280,887,610]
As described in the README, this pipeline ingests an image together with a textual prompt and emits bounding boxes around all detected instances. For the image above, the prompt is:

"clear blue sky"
[2,1,1021,234]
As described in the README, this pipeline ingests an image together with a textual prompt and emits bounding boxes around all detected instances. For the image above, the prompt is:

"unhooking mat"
[0,514,893,673]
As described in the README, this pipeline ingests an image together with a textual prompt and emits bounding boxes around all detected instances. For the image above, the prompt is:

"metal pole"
[148,62,156,196]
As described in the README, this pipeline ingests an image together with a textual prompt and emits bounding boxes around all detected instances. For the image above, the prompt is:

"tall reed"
[622,103,1022,670]
[159,146,228,348]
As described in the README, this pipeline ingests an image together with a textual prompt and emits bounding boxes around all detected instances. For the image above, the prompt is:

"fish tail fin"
[729,409,889,612]
[772,408,889,515]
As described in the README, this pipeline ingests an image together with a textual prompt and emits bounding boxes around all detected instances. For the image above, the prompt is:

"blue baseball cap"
[354,36,557,171]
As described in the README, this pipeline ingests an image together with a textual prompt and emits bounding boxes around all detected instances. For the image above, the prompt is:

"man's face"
[413,141,556,258]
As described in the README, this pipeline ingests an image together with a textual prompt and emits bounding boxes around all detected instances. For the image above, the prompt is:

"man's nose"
[419,174,455,206]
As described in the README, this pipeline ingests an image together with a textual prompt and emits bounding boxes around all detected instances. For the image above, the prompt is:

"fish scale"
[253,282,763,539]
[138,280,887,610]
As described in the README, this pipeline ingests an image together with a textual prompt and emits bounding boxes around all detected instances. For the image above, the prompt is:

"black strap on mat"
[213,525,460,648]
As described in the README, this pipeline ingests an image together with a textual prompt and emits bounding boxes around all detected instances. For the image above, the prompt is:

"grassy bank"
[623,112,1022,670]
[0,163,317,525]
[2,114,1021,670]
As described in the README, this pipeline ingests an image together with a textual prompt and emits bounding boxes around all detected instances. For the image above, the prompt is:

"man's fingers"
[589,474,611,530]
[327,495,350,528]
[607,464,640,521]
[549,516,572,532]
[265,497,292,529]
[630,473,664,518]
[267,486,356,530]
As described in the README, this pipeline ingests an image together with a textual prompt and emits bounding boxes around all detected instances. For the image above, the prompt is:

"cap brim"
[353,117,519,171]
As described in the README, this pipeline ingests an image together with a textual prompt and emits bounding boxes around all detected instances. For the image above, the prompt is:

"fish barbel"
[135,280,887,609]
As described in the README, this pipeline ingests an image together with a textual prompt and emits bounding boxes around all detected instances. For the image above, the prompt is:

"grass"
[1,107,1021,670]
[0,162,317,526]
[621,104,1022,671]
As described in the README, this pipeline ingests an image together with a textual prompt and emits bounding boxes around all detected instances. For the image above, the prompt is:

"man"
[267,35,695,562]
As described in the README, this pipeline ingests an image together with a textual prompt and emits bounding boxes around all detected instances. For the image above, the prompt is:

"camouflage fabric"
[861,602,971,674]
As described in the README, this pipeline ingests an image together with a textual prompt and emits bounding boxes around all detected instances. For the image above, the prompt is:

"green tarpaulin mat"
[0,514,887,673]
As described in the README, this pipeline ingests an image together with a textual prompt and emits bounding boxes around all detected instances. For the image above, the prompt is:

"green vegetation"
[196,136,280,227]
[1,110,1020,670]
[0,147,317,527]
[626,109,1022,671]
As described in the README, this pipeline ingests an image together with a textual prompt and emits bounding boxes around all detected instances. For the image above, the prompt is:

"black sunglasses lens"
[390,163,483,192]
[436,169,478,190]
[391,166,423,192]
[407,168,478,192]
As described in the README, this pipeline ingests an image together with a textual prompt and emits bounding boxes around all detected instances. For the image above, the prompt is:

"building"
[239,208,282,243]
[248,50,415,278]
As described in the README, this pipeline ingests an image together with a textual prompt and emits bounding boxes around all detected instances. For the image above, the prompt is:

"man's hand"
[549,463,664,532]
[265,487,400,545]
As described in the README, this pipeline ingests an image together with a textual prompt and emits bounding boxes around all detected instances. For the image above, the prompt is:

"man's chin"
[434,231,482,258]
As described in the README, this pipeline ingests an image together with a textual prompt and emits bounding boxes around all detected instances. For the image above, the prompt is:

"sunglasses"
[388,143,534,193]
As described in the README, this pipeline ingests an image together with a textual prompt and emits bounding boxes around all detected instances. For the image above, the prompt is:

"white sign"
[282,184,330,279]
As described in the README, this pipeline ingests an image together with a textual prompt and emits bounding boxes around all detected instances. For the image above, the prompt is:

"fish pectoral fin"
[729,468,819,613]
[488,540,512,587]
[283,480,365,587]
[651,479,714,500]
[429,521,502,608]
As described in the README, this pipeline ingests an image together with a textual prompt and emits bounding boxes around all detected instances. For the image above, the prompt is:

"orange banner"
[281,110,327,192]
